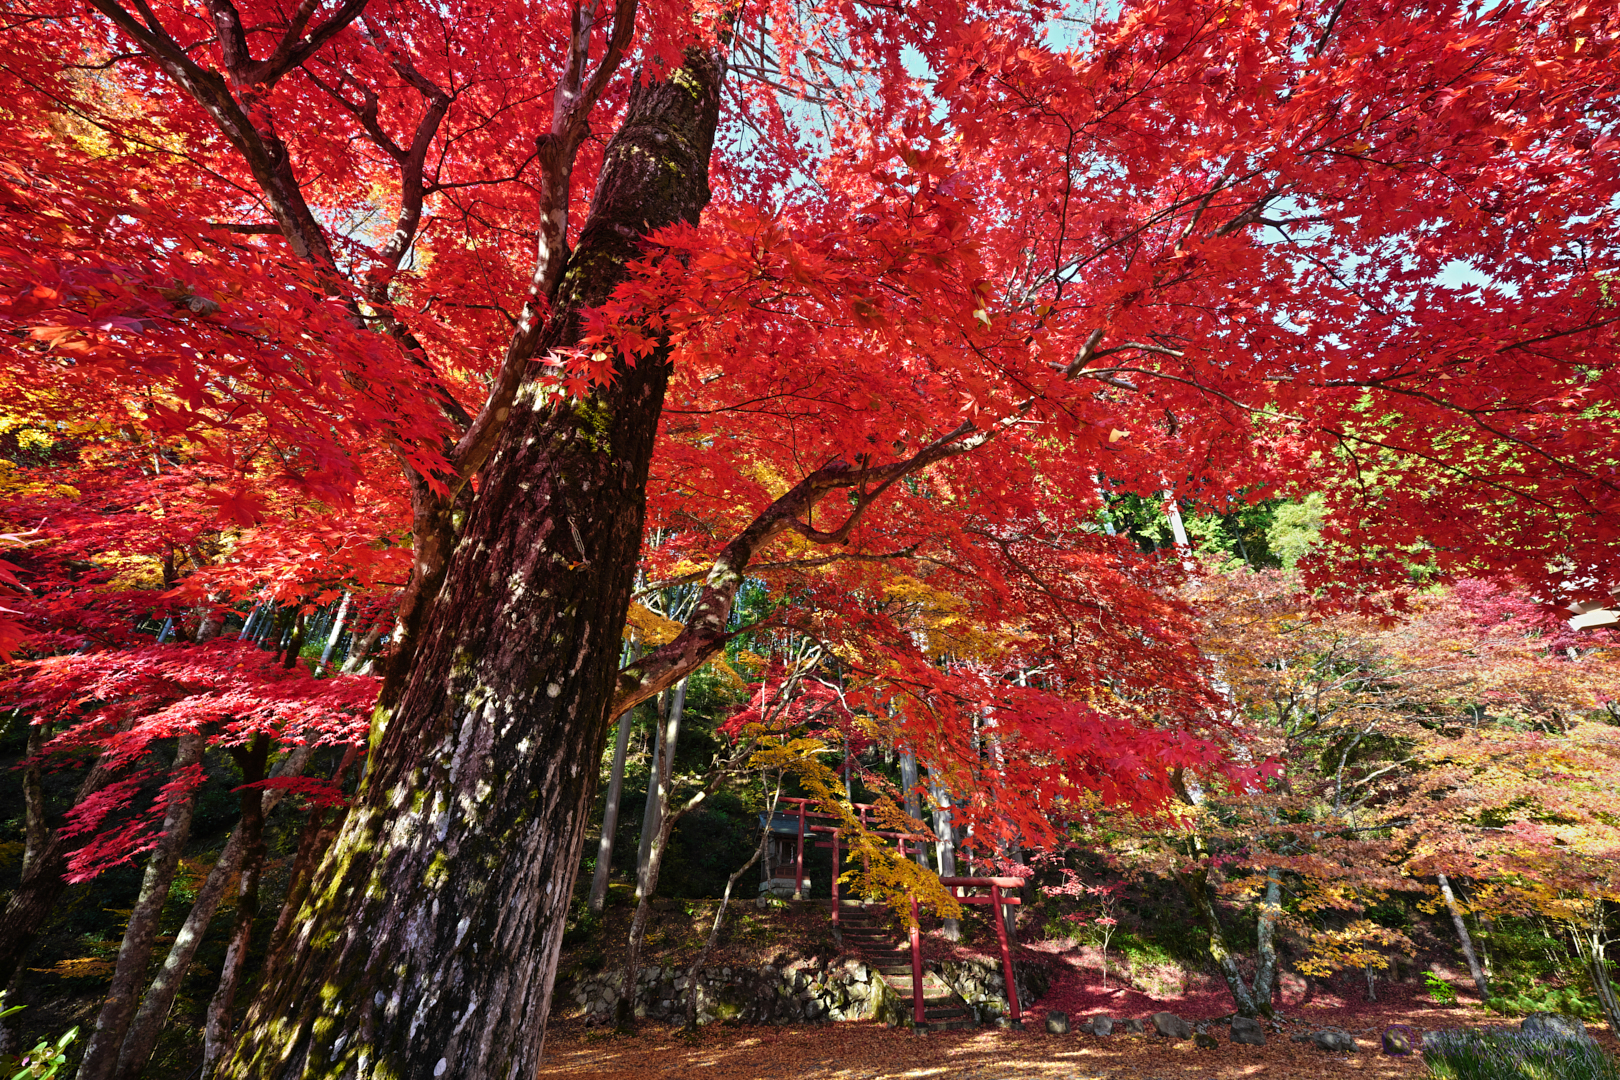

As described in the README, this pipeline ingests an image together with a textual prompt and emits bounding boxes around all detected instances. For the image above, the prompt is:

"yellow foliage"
[102,552,166,591]
[622,602,748,690]
[749,734,959,924]
[33,956,116,980]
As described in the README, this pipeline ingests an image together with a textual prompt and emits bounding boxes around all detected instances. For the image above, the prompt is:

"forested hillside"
[1,0,1617,1076]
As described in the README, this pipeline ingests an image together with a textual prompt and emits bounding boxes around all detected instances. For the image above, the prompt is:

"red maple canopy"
[0,0,1616,1072]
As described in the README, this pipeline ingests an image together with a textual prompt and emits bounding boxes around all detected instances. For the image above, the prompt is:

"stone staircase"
[835,900,977,1031]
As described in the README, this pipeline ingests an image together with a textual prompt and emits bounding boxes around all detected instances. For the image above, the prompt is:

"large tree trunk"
[1253,869,1281,1009]
[75,732,207,1080]
[263,746,361,960]
[1177,867,1270,1018]
[219,51,722,1080]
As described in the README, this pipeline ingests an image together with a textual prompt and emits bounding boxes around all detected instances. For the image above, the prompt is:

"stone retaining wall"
[933,956,1051,1024]
[565,955,1048,1028]
[565,957,905,1027]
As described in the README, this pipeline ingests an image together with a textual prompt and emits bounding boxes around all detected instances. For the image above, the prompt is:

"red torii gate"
[764,798,1025,1028]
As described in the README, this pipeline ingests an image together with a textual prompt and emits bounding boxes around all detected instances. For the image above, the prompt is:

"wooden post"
[794,801,806,900]
[990,883,1020,1024]
[911,895,925,1029]
[831,829,840,929]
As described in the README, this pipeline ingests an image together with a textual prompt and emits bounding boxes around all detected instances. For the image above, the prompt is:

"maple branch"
[634,546,921,595]
[352,17,454,278]
[611,421,984,718]
[246,0,370,87]
[84,0,340,272]
[206,221,281,234]
[1313,0,1349,58]
[1060,327,1105,378]
[449,0,639,485]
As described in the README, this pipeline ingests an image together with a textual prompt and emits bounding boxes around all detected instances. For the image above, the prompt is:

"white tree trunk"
[318,591,352,672]
[1436,873,1491,1001]
[588,709,636,914]
[635,678,685,890]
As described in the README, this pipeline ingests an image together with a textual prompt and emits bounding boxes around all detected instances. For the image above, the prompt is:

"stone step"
[918,1018,978,1032]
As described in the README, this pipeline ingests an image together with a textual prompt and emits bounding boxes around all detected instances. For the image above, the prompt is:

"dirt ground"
[538,1007,1619,1080]
[538,1020,1427,1080]
[544,997,1620,1080]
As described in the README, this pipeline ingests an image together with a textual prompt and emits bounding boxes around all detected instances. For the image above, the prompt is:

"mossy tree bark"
[218,51,722,1080]
[1175,866,1278,1019]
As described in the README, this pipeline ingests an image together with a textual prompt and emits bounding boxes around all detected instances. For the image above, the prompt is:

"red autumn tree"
[1,0,1617,1076]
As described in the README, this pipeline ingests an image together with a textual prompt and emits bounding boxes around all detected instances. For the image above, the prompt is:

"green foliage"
[1266,494,1325,569]
[0,997,78,1080]
[1426,971,1460,1005]
[1487,985,1600,1021]
[658,790,761,898]
[1097,488,1323,570]
[1423,1027,1620,1080]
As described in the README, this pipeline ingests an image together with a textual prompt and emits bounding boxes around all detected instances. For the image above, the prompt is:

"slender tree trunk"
[615,788,680,1031]
[220,54,721,1080]
[75,732,207,1080]
[281,611,307,669]
[683,777,779,1029]
[1569,908,1620,1035]
[1436,873,1490,1001]
[930,776,959,941]
[588,707,636,915]
[899,749,926,867]
[318,592,352,672]
[20,722,48,876]
[636,678,686,889]
[113,744,315,1080]
[201,736,271,1074]
[617,680,687,1030]
[0,733,129,988]
[340,621,384,675]
[1177,868,1267,1017]
[238,603,263,641]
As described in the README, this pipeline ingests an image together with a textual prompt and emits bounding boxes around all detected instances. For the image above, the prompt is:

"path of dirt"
[538,1008,1618,1080]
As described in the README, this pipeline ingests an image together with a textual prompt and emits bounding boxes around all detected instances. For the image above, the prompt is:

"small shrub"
[1488,985,1599,1021]
[0,995,78,1079]
[1426,971,1459,1005]
[1424,1026,1620,1080]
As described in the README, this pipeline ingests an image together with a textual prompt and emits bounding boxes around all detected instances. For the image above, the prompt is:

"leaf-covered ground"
[538,1015,1620,1080]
